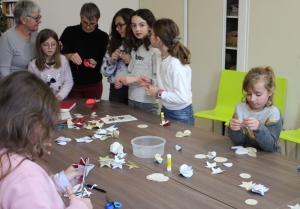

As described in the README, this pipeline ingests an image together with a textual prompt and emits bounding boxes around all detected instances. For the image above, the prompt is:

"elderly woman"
[60,3,109,99]
[0,0,41,78]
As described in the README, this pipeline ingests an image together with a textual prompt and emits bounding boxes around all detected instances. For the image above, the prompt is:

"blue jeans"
[161,104,194,126]
[128,99,158,115]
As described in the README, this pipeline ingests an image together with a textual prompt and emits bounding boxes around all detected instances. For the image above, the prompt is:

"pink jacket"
[0,151,87,209]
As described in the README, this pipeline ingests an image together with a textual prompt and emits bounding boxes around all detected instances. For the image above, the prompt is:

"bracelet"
[156,89,164,99]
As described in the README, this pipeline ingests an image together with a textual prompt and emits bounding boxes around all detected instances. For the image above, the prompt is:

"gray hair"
[14,0,41,25]
[80,3,100,21]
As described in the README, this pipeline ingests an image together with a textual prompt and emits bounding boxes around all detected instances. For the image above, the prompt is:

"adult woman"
[60,3,109,99]
[0,71,92,209]
[0,0,41,78]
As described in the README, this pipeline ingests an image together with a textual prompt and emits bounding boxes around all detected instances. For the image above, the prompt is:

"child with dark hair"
[28,28,73,101]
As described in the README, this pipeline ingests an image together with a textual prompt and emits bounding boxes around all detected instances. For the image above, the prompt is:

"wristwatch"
[156,89,164,99]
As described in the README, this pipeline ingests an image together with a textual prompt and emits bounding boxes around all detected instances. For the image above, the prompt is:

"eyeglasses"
[42,43,57,48]
[82,20,97,27]
[27,15,42,22]
[116,23,126,30]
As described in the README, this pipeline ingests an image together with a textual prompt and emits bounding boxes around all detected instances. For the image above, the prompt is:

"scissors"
[105,196,122,209]
[81,158,89,196]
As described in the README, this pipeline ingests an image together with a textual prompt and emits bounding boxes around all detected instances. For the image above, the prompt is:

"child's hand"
[69,53,82,65]
[43,143,52,156]
[66,186,93,209]
[229,118,243,131]
[145,85,159,97]
[243,117,259,130]
[86,59,97,68]
[120,76,138,85]
[114,76,123,89]
[64,166,84,187]
[110,49,121,64]
[56,95,62,101]
[139,75,151,87]
[121,54,131,64]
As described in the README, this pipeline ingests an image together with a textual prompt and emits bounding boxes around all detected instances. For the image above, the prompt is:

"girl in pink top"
[0,71,92,209]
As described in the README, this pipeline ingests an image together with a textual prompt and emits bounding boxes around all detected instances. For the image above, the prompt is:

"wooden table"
[46,99,300,209]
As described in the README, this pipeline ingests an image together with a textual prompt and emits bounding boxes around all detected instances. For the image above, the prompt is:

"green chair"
[194,70,246,133]
[280,128,300,157]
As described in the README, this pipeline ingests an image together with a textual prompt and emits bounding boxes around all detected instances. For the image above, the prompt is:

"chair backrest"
[215,70,246,111]
[274,77,287,117]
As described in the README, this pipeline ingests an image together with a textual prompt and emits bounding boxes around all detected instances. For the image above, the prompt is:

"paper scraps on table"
[93,124,119,140]
[231,145,244,150]
[223,162,233,167]
[240,181,256,190]
[288,204,300,209]
[246,147,257,157]
[111,156,126,169]
[146,173,169,182]
[205,161,217,168]
[74,113,84,118]
[99,156,114,168]
[179,164,193,178]
[155,154,163,163]
[235,147,249,155]
[90,112,98,118]
[110,142,126,158]
[251,184,269,195]
[214,157,228,162]
[126,161,139,169]
[245,199,258,206]
[240,173,251,178]
[211,167,225,174]
[175,145,182,151]
[75,136,93,143]
[207,151,217,159]
[194,154,207,159]
[101,115,137,124]
[55,136,72,145]
[137,124,148,128]
[175,130,191,137]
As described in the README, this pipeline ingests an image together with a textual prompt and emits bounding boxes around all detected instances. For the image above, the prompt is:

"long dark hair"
[0,71,60,181]
[125,9,156,51]
[107,8,134,56]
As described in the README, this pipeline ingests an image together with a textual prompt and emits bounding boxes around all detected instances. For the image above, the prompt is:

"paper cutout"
[231,145,244,150]
[155,154,163,163]
[126,161,139,169]
[75,136,93,143]
[247,147,257,157]
[211,167,225,174]
[175,130,191,137]
[179,164,193,178]
[110,142,126,158]
[86,99,95,105]
[245,199,258,205]
[223,162,233,167]
[205,161,217,168]
[137,124,148,128]
[194,154,207,159]
[251,184,269,195]
[214,157,227,162]
[83,59,89,67]
[146,173,169,182]
[207,151,217,159]
[55,136,72,145]
[175,145,182,151]
[240,181,256,190]
[240,173,251,178]
[99,155,113,168]
[111,156,125,169]
[235,148,249,155]
[101,115,137,124]
[288,204,300,209]
[90,112,98,118]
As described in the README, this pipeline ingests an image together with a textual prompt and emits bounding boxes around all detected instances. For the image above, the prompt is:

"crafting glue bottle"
[161,112,165,124]
[167,154,172,171]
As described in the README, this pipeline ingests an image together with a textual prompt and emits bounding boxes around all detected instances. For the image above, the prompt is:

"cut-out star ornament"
[239,181,256,190]
[211,167,225,174]
[288,204,300,209]
[205,161,217,168]
[126,161,139,169]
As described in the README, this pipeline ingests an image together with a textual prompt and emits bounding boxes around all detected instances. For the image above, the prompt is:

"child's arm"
[100,50,119,77]
[253,114,283,152]
[56,58,74,100]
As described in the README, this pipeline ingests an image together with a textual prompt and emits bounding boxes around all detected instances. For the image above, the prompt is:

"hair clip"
[172,37,181,44]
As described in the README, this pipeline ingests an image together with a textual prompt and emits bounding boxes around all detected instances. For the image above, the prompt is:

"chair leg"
[285,140,287,156]
[212,121,214,132]
[224,126,228,137]
[296,144,298,158]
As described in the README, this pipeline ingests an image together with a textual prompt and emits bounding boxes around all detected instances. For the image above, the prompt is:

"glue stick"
[161,112,165,124]
[167,154,172,171]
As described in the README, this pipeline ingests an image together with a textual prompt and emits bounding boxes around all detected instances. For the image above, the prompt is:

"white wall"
[35,0,140,100]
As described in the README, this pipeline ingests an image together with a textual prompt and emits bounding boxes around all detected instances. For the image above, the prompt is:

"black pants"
[109,83,129,105]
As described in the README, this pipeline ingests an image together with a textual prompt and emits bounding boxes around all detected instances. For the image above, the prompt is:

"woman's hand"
[66,186,93,209]
[229,118,243,131]
[86,59,97,68]
[68,53,82,65]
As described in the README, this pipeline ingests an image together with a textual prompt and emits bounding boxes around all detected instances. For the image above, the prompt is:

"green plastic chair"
[280,128,300,157]
[194,70,246,133]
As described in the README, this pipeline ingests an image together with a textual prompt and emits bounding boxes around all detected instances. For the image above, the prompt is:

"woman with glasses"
[0,0,41,78]
[101,8,134,105]
[60,3,109,99]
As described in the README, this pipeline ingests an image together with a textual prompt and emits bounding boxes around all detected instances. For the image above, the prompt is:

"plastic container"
[131,136,166,158]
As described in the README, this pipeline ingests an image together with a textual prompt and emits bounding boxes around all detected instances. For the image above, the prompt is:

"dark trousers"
[68,81,103,99]
[109,84,128,105]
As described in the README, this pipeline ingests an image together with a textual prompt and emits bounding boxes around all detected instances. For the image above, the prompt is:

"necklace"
[161,54,170,60]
